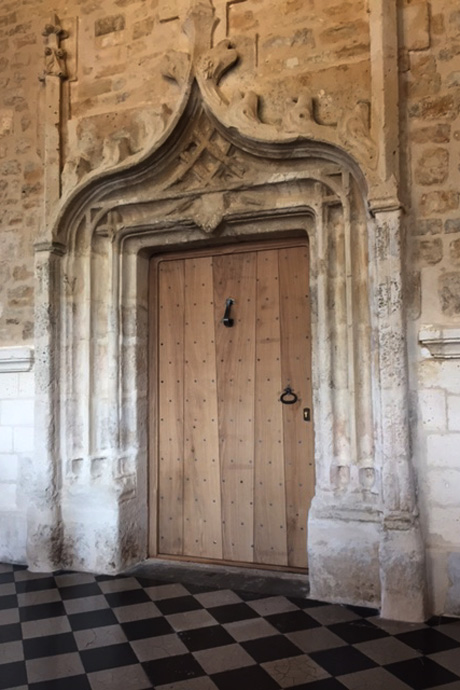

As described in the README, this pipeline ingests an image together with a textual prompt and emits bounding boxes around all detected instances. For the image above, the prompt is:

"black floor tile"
[211,664,281,690]
[104,589,152,608]
[266,609,322,633]
[58,582,102,599]
[0,622,22,643]
[233,590,271,602]
[155,595,203,615]
[19,600,66,622]
[385,656,460,689]
[23,632,77,659]
[29,675,92,690]
[0,571,14,584]
[80,642,139,672]
[0,594,18,610]
[121,616,174,640]
[242,633,303,663]
[15,576,57,593]
[0,661,27,690]
[344,604,379,618]
[289,681,348,690]
[310,645,378,676]
[143,653,205,685]
[179,624,235,651]
[396,627,460,654]
[426,615,460,627]
[328,619,389,644]
[68,607,118,631]
[288,596,328,609]
[208,602,261,624]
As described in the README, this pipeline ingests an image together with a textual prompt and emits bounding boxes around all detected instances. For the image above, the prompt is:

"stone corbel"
[419,325,460,359]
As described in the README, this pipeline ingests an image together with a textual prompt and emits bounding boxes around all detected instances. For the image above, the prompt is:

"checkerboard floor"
[1,563,460,690]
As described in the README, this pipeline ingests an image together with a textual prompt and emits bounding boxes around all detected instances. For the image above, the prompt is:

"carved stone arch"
[31,43,426,622]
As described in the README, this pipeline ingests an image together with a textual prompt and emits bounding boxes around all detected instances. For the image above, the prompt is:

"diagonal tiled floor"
[1,562,460,690]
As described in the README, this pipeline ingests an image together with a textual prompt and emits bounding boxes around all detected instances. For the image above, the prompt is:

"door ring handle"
[280,386,298,405]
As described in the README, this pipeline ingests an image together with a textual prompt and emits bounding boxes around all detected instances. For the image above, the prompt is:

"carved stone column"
[372,205,427,622]
[27,243,65,571]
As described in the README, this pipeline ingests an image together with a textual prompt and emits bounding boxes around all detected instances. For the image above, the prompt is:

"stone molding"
[419,326,460,359]
[0,347,34,373]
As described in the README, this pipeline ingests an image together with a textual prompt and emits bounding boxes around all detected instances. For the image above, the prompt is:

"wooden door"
[151,241,314,570]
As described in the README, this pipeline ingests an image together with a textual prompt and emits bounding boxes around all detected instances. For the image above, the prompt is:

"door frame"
[148,235,314,571]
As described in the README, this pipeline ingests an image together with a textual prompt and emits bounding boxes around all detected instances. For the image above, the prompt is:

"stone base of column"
[308,506,381,608]
[379,520,427,622]
[26,507,63,572]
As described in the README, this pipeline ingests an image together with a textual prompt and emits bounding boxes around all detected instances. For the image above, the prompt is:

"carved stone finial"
[183,0,218,59]
[39,14,68,81]
[338,100,377,167]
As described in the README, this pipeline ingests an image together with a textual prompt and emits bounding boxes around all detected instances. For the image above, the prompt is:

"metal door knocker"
[280,386,298,404]
[222,298,234,327]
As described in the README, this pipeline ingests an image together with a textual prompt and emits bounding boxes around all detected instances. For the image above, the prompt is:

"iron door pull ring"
[280,386,298,405]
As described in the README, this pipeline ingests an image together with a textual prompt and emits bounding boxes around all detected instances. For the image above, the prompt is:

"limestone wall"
[0,347,34,563]
[400,0,460,615]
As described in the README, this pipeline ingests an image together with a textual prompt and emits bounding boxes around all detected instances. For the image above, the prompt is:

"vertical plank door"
[154,242,313,570]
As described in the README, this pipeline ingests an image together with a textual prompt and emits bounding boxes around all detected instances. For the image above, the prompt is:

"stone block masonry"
[0,347,34,563]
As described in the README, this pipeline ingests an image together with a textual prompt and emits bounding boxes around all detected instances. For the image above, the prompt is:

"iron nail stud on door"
[222,298,235,327]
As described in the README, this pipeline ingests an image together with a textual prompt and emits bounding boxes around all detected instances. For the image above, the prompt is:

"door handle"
[280,386,298,404]
[222,298,234,327]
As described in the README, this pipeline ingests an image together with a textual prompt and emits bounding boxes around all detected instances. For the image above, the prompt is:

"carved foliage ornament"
[39,15,68,81]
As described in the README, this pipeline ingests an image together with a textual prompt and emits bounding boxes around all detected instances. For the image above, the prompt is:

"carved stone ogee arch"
[31,22,426,620]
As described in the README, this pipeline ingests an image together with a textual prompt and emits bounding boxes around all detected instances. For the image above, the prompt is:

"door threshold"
[125,557,310,600]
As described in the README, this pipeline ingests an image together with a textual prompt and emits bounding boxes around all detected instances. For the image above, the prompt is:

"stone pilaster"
[27,242,65,571]
[372,206,427,622]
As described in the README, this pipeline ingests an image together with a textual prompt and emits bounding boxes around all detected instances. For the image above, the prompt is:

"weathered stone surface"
[439,273,460,316]
[95,15,126,37]
[409,55,441,98]
[409,95,458,120]
[133,17,154,40]
[414,147,449,185]
[446,71,460,88]
[416,238,443,265]
[420,191,459,216]
[401,0,430,51]
[449,238,460,264]
[413,219,442,236]
[445,218,460,234]
[411,124,451,144]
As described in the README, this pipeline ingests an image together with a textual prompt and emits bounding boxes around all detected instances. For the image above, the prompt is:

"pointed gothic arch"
[29,1,426,622]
